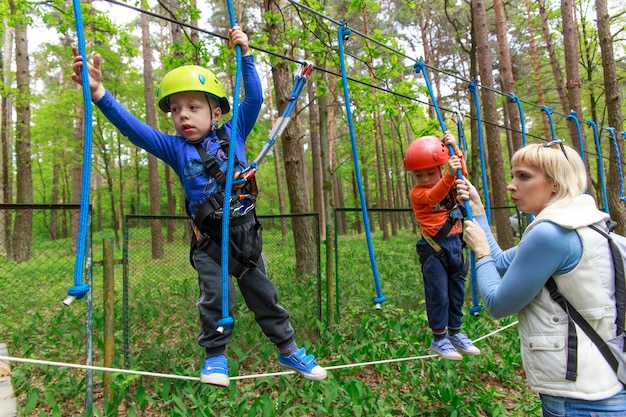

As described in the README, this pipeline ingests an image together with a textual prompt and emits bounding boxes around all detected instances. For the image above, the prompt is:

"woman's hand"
[463,219,490,255]
[455,178,485,216]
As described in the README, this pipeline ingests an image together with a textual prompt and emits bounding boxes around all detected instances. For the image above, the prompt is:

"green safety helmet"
[156,65,230,114]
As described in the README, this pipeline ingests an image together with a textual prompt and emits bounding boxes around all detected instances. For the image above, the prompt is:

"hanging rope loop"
[337,20,386,309]
[605,127,626,202]
[65,0,93,306]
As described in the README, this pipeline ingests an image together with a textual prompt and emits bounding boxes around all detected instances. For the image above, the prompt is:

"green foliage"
[4,218,539,416]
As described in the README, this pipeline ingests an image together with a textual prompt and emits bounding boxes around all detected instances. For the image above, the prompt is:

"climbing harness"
[606,127,626,202]
[188,127,261,281]
[337,21,386,309]
[241,61,314,182]
[586,120,609,213]
[191,63,313,277]
[567,111,585,162]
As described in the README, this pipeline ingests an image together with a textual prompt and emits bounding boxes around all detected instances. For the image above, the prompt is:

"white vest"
[517,195,622,400]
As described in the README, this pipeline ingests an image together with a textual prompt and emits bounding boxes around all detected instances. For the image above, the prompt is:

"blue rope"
[241,62,313,181]
[468,81,490,225]
[567,111,585,162]
[414,60,472,220]
[466,80,491,317]
[452,111,467,157]
[586,120,609,213]
[337,22,386,309]
[216,2,242,332]
[606,127,626,202]
[67,0,92,302]
[508,94,527,147]
[540,106,556,140]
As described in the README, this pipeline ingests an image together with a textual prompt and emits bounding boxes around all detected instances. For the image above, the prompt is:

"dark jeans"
[416,234,466,332]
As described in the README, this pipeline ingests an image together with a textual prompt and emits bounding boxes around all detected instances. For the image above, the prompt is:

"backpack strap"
[544,224,625,381]
[590,224,626,334]
[545,277,619,379]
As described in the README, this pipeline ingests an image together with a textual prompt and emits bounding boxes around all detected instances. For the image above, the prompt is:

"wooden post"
[0,343,17,417]
[103,238,115,402]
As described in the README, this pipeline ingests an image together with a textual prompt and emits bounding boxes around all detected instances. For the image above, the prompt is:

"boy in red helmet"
[404,132,480,360]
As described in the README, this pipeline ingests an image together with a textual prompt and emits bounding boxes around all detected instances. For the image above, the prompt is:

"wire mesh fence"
[122,213,321,371]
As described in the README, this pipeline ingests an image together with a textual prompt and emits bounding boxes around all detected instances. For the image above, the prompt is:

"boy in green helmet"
[71,26,326,387]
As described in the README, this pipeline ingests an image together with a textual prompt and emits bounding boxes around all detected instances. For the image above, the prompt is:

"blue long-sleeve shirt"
[93,55,263,215]
[474,214,582,318]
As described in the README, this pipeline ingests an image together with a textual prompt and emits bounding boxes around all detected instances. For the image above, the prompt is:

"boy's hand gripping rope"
[65,0,92,306]
[240,62,314,182]
[337,21,386,309]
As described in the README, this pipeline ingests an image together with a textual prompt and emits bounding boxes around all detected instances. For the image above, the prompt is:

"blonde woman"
[457,141,626,416]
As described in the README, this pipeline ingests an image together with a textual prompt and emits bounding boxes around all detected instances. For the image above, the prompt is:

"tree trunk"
[537,0,569,117]
[561,0,586,153]
[1,24,14,259]
[524,0,551,139]
[263,58,288,238]
[12,22,33,262]
[265,0,316,277]
[493,0,522,151]
[595,0,626,235]
[472,0,514,248]
[308,80,325,238]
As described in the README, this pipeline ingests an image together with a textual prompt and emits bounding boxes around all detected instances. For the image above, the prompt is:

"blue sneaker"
[448,333,481,356]
[430,338,462,360]
[200,355,229,387]
[278,348,327,381]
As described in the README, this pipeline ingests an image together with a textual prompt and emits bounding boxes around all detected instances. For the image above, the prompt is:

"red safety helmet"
[403,135,449,171]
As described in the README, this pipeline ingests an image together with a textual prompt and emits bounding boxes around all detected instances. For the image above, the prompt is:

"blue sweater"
[474,214,583,317]
[93,55,263,215]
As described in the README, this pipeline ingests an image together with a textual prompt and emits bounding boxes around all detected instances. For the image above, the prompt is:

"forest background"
[1,0,625,265]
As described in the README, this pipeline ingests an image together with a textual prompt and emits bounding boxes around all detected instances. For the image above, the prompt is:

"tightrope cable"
[0,319,519,382]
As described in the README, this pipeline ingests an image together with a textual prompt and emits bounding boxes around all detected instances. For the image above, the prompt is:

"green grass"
[1,220,540,416]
